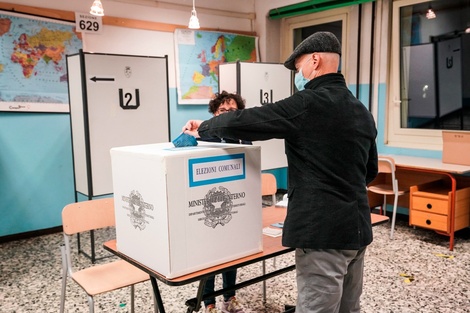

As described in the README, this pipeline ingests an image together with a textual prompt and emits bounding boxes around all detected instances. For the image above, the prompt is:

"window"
[388,0,470,149]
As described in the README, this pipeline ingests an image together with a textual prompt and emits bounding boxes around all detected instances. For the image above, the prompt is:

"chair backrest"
[62,198,115,236]
[377,156,399,191]
[261,173,277,197]
[377,156,396,175]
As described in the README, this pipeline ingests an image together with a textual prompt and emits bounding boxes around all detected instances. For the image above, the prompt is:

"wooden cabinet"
[409,180,470,233]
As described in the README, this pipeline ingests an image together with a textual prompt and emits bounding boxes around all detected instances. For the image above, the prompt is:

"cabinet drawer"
[412,196,449,215]
[410,210,448,232]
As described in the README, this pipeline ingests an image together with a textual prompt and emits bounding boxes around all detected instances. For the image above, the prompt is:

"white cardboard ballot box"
[110,142,263,278]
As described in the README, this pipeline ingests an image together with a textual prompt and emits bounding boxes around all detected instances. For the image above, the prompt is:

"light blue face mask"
[294,68,310,91]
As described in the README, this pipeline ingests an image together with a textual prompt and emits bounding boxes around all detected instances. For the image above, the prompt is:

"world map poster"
[0,11,82,112]
[175,29,259,105]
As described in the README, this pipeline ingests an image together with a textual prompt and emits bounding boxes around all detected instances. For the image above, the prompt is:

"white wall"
[4,0,256,30]
[254,0,302,63]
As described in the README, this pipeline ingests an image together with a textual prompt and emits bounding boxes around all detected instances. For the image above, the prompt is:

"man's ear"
[311,53,320,70]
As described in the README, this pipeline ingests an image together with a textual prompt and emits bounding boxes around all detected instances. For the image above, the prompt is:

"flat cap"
[284,31,341,71]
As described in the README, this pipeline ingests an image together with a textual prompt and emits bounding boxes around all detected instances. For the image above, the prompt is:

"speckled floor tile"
[1,217,469,312]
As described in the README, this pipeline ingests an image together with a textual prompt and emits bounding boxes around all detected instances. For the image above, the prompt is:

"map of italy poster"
[0,11,83,112]
[175,28,259,105]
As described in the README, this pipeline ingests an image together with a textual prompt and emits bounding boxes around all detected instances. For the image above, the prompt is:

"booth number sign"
[75,12,103,33]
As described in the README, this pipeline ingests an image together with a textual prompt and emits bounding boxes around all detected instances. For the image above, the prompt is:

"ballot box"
[110,142,262,278]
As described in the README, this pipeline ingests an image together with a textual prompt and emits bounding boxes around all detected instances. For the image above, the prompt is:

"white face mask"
[294,68,310,91]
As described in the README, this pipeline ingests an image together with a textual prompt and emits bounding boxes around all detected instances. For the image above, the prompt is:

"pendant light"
[425,4,436,20]
[188,0,200,29]
[90,0,104,16]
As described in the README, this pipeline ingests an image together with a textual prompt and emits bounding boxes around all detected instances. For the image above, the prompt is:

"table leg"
[185,278,208,313]
[150,276,166,313]
[435,173,456,251]
[262,260,267,303]
[448,175,456,251]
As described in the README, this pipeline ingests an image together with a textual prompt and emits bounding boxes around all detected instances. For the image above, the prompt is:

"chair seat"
[72,260,149,296]
[368,184,406,196]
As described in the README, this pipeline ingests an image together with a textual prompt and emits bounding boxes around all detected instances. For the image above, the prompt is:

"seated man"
[201,90,248,313]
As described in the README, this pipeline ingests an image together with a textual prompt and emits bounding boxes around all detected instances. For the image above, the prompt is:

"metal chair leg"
[88,296,94,313]
[390,194,399,239]
[59,245,67,313]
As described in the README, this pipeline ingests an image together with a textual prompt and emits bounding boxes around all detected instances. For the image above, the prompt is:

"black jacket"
[198,73,378,250]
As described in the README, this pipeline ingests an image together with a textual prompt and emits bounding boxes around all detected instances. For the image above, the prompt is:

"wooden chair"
[261,173,277,206]
[368,156,407,239]
[59,198,154,313]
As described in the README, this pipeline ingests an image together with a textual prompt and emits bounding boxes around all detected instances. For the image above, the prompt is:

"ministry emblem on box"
[111,142,262,278]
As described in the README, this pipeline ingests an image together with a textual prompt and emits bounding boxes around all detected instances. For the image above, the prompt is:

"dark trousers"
[203,269,237,306]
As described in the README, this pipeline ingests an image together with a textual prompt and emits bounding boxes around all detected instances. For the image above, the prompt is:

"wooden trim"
[0,2,256,36]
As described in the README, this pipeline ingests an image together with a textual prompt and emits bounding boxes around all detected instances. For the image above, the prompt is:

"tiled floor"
[1,215,470,312]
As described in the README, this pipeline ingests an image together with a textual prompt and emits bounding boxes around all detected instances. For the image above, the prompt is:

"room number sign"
[75,12,103,33]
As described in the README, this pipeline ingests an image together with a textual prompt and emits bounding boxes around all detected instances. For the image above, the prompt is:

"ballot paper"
[263,227,282,237]
[275,194,288,207]
[172,132,198,147]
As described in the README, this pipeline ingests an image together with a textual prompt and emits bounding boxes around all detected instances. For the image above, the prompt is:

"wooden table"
[379,154,470,250]
[104,206,389,313]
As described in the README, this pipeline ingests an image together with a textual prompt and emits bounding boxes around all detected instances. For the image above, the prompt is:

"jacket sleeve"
[198,94,307,142]
[366,140,378,185]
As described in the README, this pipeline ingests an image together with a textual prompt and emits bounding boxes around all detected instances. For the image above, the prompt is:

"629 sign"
[75,12,103,33]
[119,89,140,110]
[78,19,100,32]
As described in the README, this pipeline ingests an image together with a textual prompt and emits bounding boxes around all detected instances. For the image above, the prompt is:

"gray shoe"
[221,297,245,313]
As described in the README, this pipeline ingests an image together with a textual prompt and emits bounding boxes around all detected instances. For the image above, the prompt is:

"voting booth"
[67,51,170,197]
[110,142,263,278]
[219,61,292,170]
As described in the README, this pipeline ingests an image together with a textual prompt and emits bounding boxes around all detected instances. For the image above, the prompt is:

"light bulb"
[426,8,436,19]
[188,9,200,29]
[90,0,104,16]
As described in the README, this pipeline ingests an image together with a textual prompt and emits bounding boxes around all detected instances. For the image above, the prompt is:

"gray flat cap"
[284,31,341,71]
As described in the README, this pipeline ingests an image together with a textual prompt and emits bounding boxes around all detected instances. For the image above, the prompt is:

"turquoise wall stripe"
[3,81,446,237]
[0,88,289,237]
[348,84,370,109]
[263,168,288,190]
[0,113,75,236]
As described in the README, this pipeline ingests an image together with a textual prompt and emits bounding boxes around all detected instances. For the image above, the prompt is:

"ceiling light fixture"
[90,0,104,16]
[188,0,200,29]
[426,4,436,20]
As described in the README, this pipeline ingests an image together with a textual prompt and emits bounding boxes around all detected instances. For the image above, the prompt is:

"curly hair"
[208,90,245,114]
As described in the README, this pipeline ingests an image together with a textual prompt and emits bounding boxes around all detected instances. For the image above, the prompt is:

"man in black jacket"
[183,32,378,313]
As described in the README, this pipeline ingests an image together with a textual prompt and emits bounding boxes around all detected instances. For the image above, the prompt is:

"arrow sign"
[90,76,115,82]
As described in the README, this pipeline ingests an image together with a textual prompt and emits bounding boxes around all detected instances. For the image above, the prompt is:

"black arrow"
[90,76,115,82]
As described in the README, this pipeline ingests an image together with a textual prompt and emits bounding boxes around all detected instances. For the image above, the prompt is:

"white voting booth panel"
[67,51,170,197]
[111,142,263,279]
[219,62,291,170]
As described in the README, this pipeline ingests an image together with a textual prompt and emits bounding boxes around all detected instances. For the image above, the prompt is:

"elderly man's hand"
[182,120,203,138]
